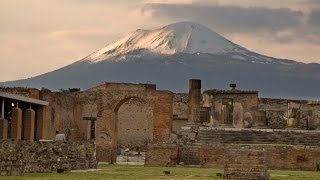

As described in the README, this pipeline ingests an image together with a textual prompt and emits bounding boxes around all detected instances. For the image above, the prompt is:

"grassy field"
[1,164,320,180]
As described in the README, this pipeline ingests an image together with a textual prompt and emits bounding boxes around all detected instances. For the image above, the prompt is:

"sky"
[1,0,320,82]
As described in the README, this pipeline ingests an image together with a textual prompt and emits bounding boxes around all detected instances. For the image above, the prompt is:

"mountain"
[1,21,320,99]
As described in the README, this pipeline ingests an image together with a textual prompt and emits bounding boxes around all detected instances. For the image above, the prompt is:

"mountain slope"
[1,22,319,99]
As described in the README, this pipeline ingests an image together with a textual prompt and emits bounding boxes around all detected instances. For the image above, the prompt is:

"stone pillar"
[36,106,48,140]
[0,118,8,140]
[188,79,201,124]
[1,99,4,119]
[11,107,22,140]
[287,102,300,129]
[23,109,35,141]
[0,99,7,139]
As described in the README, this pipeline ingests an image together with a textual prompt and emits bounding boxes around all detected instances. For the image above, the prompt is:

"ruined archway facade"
[71,83,173,163]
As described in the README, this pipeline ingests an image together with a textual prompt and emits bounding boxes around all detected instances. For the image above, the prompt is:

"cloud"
[140,2,320,62]
[308,9,320,27]
[142,3,320,44]
[1,0,320,82]
[143,3,303,32]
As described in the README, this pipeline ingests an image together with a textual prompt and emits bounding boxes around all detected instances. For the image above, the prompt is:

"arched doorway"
[115,97,153,164]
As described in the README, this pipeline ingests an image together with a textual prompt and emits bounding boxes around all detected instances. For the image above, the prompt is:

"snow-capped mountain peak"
[84,21,242,62]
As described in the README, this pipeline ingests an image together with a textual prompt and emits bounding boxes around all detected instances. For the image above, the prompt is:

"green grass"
[0,165,319,180]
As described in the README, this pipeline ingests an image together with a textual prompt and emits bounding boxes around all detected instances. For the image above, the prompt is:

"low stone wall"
[146,142,320,170]
[0,140,96,173]
[223,149,269,179]
[199,144,320,171]
[0,162,24,176]
[197,127,320,146]
[145,144,178,167]
[266,110,287,129]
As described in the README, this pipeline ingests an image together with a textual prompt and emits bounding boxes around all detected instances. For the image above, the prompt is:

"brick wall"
[198,144,320,171]
[145,143,178,167]
[197,127,320,146]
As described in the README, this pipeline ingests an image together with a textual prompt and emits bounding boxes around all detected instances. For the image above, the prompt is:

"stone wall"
[223,149,269,179]
[266,110,287,129]
[117,98,153,151]
[75,88,173,163]
[199,144,320,171]
[89,82,156,91]
[0,162,24,176]
[203,90,258,128]
[172,93,188,133]
[0,87,40,99]
[146,142,320,170]
[196,127,320,146]
[0,84,173,163]
[145,143,178,167]
[0,140,96,173]
[40,91,75,140]
[259,98,320,130]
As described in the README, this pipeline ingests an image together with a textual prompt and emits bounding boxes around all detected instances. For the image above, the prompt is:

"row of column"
[0,106,47,141]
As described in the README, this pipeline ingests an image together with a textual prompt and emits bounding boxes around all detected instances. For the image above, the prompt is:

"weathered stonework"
[0,140,96,173]
[172,93,188,133]
[145,143,178,167]
[223,149,269,180]
[203,89,258,128]
[0,161,24,176]
[2,79,320,173]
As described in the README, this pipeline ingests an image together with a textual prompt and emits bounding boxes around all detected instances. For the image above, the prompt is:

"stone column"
[11,107,22,140]
[36,106,48,140]
[1,98,4,119]
[0,99,8,139]
[0,118,8,140]
[188,79,201,124]
[287,102,300,129]
[23,109,35,141]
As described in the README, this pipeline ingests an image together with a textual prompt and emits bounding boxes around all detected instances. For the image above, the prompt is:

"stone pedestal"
[23,109,35,141]
[0,118,8,140]
[11,108,22,140]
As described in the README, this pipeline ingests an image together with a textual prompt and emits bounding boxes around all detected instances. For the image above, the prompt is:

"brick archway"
[94,90,173,163]
[114,97,153,151]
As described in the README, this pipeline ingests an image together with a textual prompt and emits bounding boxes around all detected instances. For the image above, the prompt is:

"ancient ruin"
[1,79,320,174]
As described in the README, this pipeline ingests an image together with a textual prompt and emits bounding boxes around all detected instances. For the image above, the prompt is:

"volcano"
[1,22,320,99]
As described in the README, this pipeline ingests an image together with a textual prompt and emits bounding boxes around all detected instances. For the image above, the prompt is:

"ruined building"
[1,80,320,171]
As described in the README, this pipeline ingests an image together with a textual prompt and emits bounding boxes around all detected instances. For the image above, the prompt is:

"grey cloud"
[308,10,320,27]
[143,4,303,33]
[143,3,320,44]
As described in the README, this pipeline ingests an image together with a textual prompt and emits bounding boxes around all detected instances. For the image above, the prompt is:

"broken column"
[23,108,35,141]
[11,107,22,140]
[188,79,201,124]
[36,106,47,140]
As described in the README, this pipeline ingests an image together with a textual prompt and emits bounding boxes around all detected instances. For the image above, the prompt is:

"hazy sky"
[1,0,320,81]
